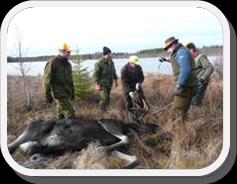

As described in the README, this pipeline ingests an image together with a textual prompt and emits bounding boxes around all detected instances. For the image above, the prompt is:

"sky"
[6,6,224,57]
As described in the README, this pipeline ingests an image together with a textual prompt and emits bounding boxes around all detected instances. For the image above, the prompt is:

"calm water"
[7,56,221,76]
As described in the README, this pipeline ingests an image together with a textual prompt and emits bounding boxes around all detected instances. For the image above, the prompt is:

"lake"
[7,56,222,76]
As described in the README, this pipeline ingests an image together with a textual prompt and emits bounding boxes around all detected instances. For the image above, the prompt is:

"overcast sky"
[7,6,223,57]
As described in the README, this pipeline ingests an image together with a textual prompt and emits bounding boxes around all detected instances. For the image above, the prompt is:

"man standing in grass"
[43,43,75,119]
[186,42,214,106]
[93,46,119,112]
[163,37,198,120]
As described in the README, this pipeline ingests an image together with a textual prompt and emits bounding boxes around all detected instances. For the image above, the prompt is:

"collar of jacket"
[102,58,112,64]
[171,43,182,56]
[192,50,199,58]
[58,54,68,60]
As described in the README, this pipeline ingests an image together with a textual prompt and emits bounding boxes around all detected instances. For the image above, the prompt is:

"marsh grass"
[7,62,223,169]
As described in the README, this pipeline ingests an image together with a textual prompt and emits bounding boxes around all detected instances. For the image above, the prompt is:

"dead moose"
[8,117,158,169]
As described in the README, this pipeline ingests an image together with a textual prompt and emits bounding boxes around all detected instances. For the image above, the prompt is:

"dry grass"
[73,142,107,169]
[7,63,223,169]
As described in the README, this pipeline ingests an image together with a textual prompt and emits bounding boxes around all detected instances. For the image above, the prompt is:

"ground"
[7,70,223,169]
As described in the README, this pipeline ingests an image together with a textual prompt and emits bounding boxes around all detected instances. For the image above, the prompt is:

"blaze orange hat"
[59,42,72,52]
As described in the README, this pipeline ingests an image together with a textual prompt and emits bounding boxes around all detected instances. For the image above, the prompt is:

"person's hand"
[129,91,135,99]
[114,79,119,87]
[135,82,141,90]
[95,84,102,91]
[199,79,208,86]
[173,85,185,96]
[46,95,54,104]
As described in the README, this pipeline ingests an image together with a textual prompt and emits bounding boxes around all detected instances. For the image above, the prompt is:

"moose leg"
[105,135,129,152]
[8,131,33,154]
[19,141,39,153]
[111,150,139,169]
[97,120,130,151]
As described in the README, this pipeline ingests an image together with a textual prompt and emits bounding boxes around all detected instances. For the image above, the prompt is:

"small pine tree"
[72,48,93,100]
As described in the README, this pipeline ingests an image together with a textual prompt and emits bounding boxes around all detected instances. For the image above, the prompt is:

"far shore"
[7,45,223,63]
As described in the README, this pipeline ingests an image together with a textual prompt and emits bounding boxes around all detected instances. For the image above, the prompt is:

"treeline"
[7,45,223,63]
[7,52,131,63]
[137,45,223,57]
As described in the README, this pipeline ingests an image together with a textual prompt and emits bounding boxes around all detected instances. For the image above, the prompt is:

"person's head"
[128,55,140,67]
[164,36,179,54]
[103,46,112,61]
[59,43,71,58]
[186,42,196,52]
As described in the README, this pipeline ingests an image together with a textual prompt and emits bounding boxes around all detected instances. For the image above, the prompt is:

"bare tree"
[14,26,33,110]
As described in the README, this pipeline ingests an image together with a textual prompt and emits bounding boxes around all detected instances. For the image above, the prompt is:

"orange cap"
[60,43,71,52]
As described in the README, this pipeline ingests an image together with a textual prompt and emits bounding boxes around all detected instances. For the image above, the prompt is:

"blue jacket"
[175,48,192,86]
[170,44,197,87]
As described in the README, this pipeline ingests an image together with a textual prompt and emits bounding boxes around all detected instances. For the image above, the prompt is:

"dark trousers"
[124,87,146,120]
[191,81,209,106]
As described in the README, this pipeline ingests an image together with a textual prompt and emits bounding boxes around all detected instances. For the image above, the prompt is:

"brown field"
[7,65,223,169]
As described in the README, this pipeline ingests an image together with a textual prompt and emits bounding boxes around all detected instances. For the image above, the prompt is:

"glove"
[46,95,54,104]
[135,82,141,90]
[173,85,185,96]
[129,91,135,99]
[95,84,102,91]
[114,79,119,87]
[159,57,168,63]
[199,79,208,86]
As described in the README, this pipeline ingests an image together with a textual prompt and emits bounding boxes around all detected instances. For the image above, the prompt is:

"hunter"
[164,37,198,120]
[43,43,75,119]
[121,55,146,117]
[93,46,119,112]
[186,42,214,106]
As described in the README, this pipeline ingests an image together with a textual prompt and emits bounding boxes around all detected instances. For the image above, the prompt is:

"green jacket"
[194,53,214,80]
[43,55,74,100]
[93,58,118,88]
[170,44,198,87]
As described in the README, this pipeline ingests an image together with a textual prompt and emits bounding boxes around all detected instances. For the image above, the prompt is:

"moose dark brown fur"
[8,117,158,169]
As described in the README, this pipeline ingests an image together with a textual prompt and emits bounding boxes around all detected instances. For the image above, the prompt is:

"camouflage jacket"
[121,63,144,92]
[43,55,74,100]
[93,58,118,88]
[194,53,214,81]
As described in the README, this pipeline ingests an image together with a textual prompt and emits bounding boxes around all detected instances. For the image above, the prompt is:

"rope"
[150,102,173,115]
